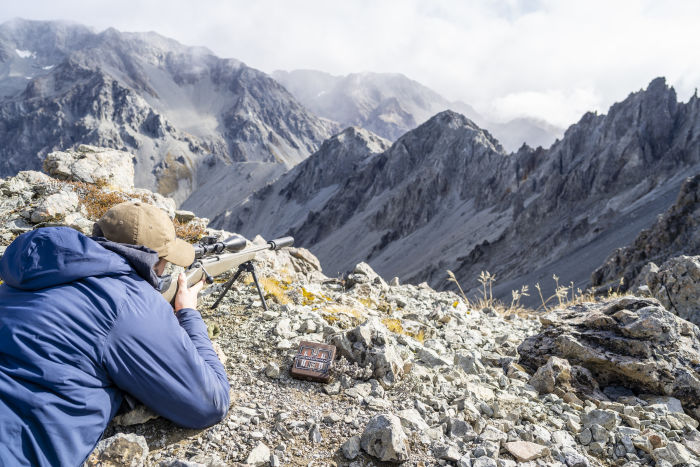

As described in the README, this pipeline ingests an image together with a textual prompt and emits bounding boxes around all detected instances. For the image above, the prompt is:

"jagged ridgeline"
[214,78,700,302]
[0,18,336,206]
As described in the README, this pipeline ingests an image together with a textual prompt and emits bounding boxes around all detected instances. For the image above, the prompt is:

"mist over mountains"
[272,69,563,152]
[1,19,698,301]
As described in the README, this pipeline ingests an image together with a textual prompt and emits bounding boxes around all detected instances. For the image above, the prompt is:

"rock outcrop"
[592,174,700,291]
[43,145,135,190]
[519,297,700,420]
[0,147,179,250]
[645,255,700,326]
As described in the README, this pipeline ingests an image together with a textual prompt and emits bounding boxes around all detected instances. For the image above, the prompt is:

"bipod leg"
[210,264,246,310]
[249,264,269,311]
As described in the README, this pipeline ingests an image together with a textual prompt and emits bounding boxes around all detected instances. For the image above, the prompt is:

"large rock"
[44,145,135,190]
[331,318,404,387]
[528,356,572,394]
[645,255,700,326]
[528,356,604,399]
[246,442,270,466]
[360,413,410,463]
[30,189,80,223]
[518,297,700,419]
[85,433,148,467]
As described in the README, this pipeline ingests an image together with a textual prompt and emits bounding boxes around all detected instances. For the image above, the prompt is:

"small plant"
[447,269,532,316]
[535,275,603,312]
[478,271,496,307]
[447,270,471,308]
[509,285,529,313]
[61,180,148,220]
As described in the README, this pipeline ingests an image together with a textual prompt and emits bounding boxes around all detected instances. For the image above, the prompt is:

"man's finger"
[177,272,187,286]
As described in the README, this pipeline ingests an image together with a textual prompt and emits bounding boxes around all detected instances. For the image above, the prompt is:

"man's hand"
[174,273,205,312]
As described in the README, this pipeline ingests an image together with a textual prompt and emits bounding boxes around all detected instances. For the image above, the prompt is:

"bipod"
[210,261,268,311]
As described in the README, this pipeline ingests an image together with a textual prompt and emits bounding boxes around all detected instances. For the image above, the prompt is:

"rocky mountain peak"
[210,126,390,237]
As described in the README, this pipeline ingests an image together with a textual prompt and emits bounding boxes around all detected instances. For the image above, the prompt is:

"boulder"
[341,436,361,460]
[518,297,700,419]
[44,145,135,190]
[331,318,404,387]
[346,262,387,288]
[528,356,571,394]
[289,247,322,272]
[84,433,148,467]
[174,210,195,222]
[360,414,410,462]
[397,408,429,432]
[645,255,700,326]
[30,189,80,223]
[652,441,693,466]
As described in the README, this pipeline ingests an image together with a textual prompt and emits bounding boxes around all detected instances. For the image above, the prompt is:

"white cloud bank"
[1,0,699,128]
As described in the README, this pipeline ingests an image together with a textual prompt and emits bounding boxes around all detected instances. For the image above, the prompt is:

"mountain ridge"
[214,77,700,302]
[0,19,336,205]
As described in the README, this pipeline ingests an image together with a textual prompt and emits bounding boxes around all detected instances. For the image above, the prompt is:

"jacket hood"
[0,227,146,290]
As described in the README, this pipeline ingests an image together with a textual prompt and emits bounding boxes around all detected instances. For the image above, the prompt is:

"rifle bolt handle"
[201,267,214,284]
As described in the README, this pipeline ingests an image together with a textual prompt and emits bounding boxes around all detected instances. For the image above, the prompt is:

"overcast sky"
[2,0,699,128]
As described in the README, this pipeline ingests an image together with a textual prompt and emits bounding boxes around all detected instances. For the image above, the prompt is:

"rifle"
[160,234,294,311]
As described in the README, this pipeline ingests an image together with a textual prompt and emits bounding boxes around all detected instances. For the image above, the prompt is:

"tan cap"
[96,201,195,267]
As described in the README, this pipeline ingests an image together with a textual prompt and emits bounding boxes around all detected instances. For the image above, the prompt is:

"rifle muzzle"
[268,236,294,250]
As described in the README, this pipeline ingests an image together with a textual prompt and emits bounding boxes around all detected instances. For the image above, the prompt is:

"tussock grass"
[173,218,207,243]
[60,180,147,220]
[57,180,205,242]
[446,269,626,318]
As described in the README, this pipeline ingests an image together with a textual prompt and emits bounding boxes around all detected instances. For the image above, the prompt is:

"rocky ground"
[2,148,700,467]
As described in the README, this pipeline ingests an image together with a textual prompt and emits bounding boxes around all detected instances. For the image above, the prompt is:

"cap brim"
[161,238,195,267]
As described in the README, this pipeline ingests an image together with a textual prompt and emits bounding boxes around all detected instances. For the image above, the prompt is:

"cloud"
[1,0,699,128]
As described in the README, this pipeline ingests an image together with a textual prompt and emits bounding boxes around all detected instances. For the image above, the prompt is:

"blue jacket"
[0,227,229,466]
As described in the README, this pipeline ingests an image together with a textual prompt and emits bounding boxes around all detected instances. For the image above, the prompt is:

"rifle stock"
[160,236,293,306]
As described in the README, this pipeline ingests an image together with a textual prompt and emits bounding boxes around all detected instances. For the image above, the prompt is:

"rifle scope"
[194,235,247,258]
